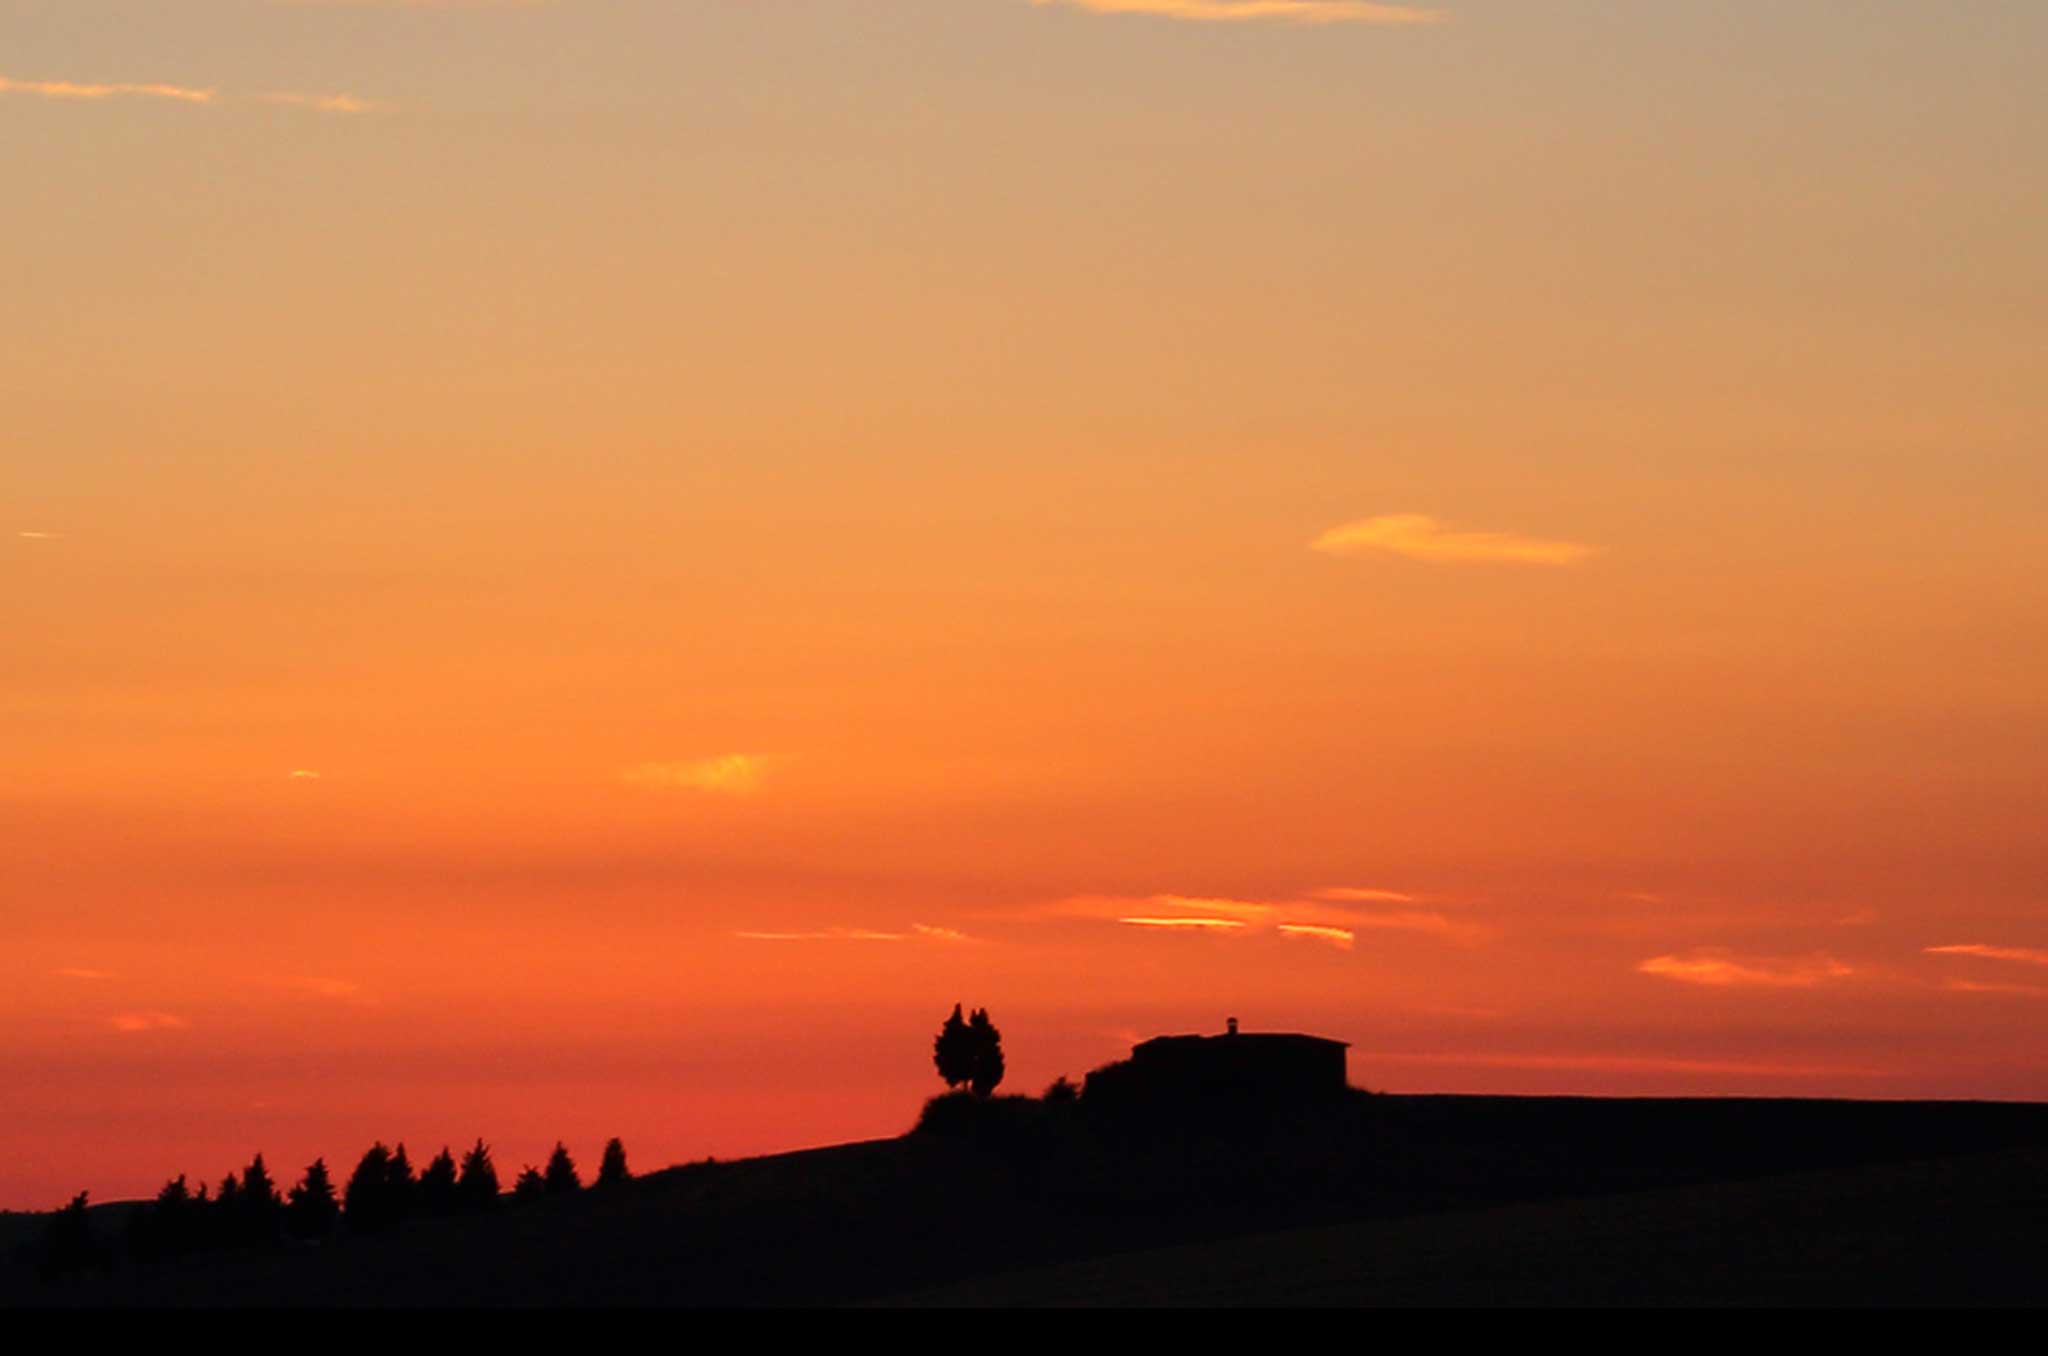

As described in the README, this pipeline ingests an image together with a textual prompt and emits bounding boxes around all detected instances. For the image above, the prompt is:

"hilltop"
[8,1093,2048,1307]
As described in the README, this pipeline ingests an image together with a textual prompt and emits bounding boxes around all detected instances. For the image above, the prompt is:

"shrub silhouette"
[1044,1076,1079,1104]
[418,1147,459,1215]
[967,1008,1005,1097]
[457,1138,499,1210]
[544,1142,581,1195]
[595,1137,630,1188]
[286,1158,340,1241]
[513,1166,547,1201]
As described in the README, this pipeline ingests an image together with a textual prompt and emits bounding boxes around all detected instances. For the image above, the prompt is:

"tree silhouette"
[132,1174,199,1261]
[38,1192,107,1281]
[1043,1075,1079,1104]
[595,1137,631,1188]
[235,1154,283,1245]
[513,1166,546,1200]
[344,1143,397,1234]
[385,1142,417,1220]
[967,1007,1006,1097]
[457,1138,499,1211]
[544,1142,581,1195]
[418,1147,459,1215]
[934,1003,976,1090]
[286,1158,340,1241]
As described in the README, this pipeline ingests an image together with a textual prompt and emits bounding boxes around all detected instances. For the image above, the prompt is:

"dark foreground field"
[8,1095,2048,1307]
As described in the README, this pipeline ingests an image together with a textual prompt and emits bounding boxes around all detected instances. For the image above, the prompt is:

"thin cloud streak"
[1312,514,1600,566]
[108,1012,188,1033]
[1,75,379,114]
[1029,0,1443,25]
[1637,949,1853,989]
[1277,923,1355,949]
[734,924,975,943]
[1925,944,2048,968]
[624,754,781,795]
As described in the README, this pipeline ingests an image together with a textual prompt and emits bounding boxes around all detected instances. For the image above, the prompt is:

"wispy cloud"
[1637,949,1852,989]
[624,754,782,795]
[1312,886,1416,903]
[1311,514,1600,566]
[1,75,378,114]
[1064,890,1492,947]
[1943,979,2048,998]
[1925,944,2048,968]
[735,923,975,943]
[1029,0,1443,25]
[289,769,324,780]
[18,530,64,540]
[0,75,216,104]
[109,1012,188,1033]
[268,976,366,1000]
[57,967,115,981]
[1277,923,1355,949]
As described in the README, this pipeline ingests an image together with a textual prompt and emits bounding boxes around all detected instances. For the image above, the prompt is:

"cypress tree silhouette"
[967,1007,1006,1097]
[544,1142,581,1195]
[513,1166,547,1201]
[457,1138,499,1211]
[418,1147,459,1215]
[934,1003,976,1090]
[595,1137,631,1188]
[344,1143,397,1233]
[286,1158,340,1241]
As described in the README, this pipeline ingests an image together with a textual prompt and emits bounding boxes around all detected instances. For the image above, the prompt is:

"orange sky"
[4,0,2047,1209]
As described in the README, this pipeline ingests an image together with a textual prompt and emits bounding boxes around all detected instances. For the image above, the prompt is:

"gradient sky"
[4,0,2046,1210]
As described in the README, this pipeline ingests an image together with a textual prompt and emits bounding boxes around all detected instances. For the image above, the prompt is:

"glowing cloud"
[289,769,323,780]
[1118,916,1248,932]
[1028,0,1443,25]
[1311,514,1600,566]
[735,924,974,943]
[1944,979,2048,998]
[109,1012,188,1032]
[0,76,216,104]
[1925,944,2048,968]
[1312,886,1417,903]
[0,76,377,114]
[1277,923,1355,949]
[18,531,64,540]
[1637,949,1853,989]
[624,754,780,795]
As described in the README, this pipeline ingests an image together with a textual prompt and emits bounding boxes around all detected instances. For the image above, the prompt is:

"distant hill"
[8,1094,2048,1307]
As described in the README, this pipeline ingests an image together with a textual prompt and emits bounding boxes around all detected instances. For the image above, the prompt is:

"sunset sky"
[5,0,2046,1210]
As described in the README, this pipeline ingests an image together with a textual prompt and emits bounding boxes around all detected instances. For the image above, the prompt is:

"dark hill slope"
[9,1095,2048,1307]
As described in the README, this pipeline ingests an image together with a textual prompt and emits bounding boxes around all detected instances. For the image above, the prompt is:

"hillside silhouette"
[8,1011,2048,1307]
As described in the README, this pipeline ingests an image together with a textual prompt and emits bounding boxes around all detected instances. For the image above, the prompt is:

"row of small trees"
[45,1137,632,1277]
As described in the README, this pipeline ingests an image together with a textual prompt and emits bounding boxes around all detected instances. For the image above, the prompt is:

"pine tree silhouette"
[344,1143,396,1233]
[513,1166,547,1201]
[544,1142,581,1195]
[457,1138,499,1211]
[595,1137,631,1188]
[418,1146,459,1215]
[286,1158,340,1241]
[385,1142,417,1220]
